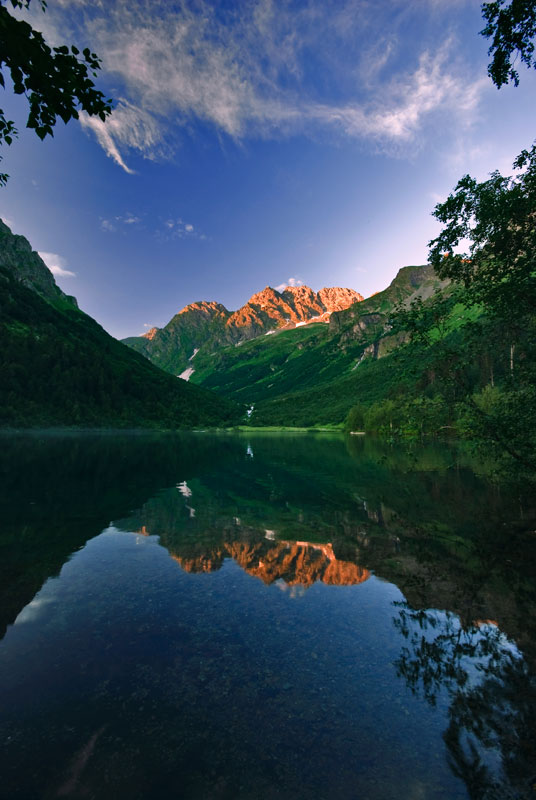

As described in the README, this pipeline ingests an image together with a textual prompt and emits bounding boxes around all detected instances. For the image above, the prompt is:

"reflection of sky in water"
[275,578,307,598]
[0,526,472,800]
[1,521,528,799]
[13,594,54,626]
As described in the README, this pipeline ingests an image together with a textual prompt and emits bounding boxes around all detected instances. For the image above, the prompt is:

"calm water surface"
[0,432,534,799]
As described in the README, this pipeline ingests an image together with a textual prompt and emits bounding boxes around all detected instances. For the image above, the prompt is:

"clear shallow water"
[0,432,534,799]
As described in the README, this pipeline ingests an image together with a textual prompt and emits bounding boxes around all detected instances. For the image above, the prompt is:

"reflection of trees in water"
[393,603,536,799]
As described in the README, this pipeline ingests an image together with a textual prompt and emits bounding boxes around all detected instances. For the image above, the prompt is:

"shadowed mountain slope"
[0,221,241,428]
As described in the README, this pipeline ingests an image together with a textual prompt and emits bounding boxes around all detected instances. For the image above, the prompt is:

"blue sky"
[1,0,536,339]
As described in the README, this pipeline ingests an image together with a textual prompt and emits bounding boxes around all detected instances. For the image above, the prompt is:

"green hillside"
[0,266,242,428]
[191,323,351,402]
[246,290,499,429]
[122,301,230,376]
[249,346,417,426]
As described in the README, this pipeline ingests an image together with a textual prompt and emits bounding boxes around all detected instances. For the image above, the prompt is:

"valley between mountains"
[122,264,447,427]
[1,216,459,429]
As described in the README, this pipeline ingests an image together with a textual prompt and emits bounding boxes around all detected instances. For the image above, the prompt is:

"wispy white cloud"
[306,45,486,147]
[275,276,304,292]
[358,36,398,87]
[80,100,163,173]
[162,218,206,240]
[41,0,488,168]
[100,212,142,232]
[80,115,134,174]
[38,251,76,278]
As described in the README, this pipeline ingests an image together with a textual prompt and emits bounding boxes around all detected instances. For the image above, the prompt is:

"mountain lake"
[0,430,534,799]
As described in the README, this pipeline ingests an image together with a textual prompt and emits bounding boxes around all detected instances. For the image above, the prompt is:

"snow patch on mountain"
[178,367,195,381]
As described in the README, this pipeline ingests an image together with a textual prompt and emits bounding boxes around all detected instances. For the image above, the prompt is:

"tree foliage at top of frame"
[0,0,113,184]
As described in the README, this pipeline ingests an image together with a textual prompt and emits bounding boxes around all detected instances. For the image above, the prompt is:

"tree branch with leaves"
[481,0,536,88]
[0,0,112,185]
[429,149,536,319]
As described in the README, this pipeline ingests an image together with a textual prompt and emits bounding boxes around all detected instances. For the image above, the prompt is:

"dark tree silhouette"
[0,0,112,184]
[481,0,536,88]
[429,149,536,319]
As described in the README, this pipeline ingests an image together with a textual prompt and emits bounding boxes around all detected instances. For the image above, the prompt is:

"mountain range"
[123,261,446,426]
[122,284,364,376]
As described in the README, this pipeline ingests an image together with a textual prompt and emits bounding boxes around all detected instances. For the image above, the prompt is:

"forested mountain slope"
[0,222,241,428]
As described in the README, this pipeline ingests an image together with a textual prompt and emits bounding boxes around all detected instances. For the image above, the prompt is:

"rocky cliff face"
[123,284,363,375]
[142,327,159,340]
[329,264,446,349]
[179,300,230,325]
[225,287,290,341]
[226,285,363,340]
[0,219,78,308]
[317,286,364,312]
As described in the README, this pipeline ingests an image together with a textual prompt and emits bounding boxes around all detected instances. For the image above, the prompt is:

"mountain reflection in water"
[0,431,534,800]
[144,531,371,588]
